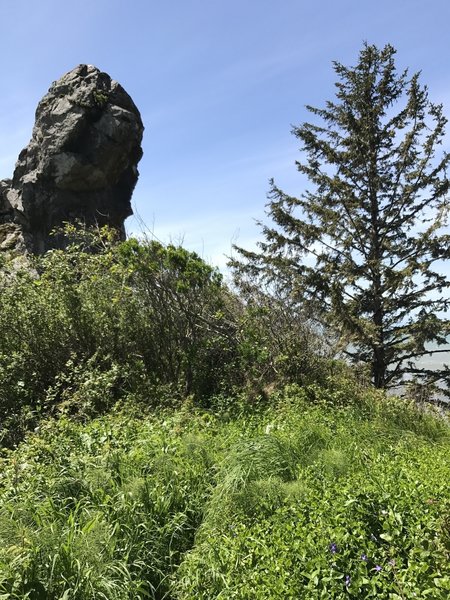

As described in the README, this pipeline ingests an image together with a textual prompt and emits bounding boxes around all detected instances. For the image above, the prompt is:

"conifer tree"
[233,44,450,395]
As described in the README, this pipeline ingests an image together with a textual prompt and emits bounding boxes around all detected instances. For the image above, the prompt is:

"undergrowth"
[0,385,448,598]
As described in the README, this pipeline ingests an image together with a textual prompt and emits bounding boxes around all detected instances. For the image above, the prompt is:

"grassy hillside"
[0,231,449,598]
[0,382,449,599]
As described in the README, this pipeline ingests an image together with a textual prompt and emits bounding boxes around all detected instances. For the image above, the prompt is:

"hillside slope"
[0,384,449,599]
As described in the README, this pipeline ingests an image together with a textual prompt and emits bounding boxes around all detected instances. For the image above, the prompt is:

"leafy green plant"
[0,386,449,598]
[0,228,241,445]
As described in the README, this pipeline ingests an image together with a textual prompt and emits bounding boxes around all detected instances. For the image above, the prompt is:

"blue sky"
[1,0,450,270]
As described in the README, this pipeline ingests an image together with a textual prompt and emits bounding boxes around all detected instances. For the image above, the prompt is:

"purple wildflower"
[374,565,382,572]
[329,542,338,554]
[361,554,368,562]
[345,575,351,588]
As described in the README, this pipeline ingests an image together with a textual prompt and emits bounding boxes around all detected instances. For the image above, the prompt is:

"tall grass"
[0,386,449,598]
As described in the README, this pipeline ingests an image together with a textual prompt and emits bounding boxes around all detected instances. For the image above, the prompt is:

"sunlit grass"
[0,386,449,599]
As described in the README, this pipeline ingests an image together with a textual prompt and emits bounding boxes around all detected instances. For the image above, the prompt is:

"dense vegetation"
[1,42,450,599]
[0,228,448,598]
[0,226,330,448]
[0,383,449,598]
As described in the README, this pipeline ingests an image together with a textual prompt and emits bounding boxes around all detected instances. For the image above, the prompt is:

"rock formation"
[0,64,144,254]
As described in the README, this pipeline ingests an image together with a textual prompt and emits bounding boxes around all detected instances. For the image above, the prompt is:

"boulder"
[0,64,143,254]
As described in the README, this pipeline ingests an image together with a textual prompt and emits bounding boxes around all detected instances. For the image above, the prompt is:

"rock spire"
[0,64,144,254]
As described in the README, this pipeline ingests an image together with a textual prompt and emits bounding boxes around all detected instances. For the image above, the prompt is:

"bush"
[0,225,343,445]
[0,228,239,445]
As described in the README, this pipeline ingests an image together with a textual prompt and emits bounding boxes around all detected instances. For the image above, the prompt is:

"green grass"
[0,385,449,598]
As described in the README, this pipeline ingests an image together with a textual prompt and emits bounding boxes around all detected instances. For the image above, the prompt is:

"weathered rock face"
[0,64,144,253]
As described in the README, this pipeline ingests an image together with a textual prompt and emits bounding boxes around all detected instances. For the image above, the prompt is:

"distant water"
[400,339,450,402]
[416,340,450,371]
[346,338,449,399]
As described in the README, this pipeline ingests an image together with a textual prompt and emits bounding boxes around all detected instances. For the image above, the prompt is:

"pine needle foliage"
[233,44,450,393]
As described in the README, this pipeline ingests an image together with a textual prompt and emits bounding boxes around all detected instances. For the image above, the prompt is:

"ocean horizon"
[418,339,450,371]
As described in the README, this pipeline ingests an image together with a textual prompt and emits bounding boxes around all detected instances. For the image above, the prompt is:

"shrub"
[0,228,240,445]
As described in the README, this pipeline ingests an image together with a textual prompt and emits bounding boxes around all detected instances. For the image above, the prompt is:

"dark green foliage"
[0,224,332,446]
[115,237,238,398]
[0,228,238,445]
[232,44,450,395]
[232,272,337,395]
